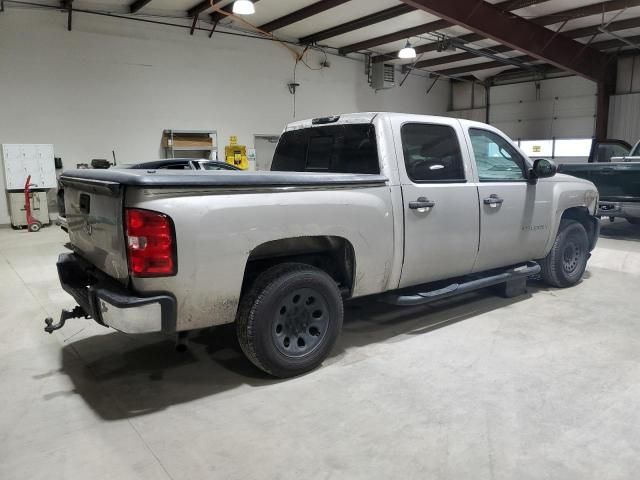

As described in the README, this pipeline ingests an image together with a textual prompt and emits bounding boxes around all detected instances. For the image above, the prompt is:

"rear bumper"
[598,201,640,219]
[57,253,176,333]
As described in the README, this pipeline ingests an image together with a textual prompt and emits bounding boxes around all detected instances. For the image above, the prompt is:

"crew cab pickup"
[48,113,600,377]
[558,139,640,224]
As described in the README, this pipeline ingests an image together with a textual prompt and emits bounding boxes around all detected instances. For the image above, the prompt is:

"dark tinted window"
[307,136,334,170]
[401,123,465,182]
[597,143,631,162]
[163,163,192,170]
[271,124,379,174]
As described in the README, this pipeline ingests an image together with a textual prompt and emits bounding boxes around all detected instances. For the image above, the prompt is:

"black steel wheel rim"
[272,287,330,358]
[562,238,582,274]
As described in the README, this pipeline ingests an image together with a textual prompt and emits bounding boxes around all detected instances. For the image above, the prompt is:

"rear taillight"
[125,208,176,277]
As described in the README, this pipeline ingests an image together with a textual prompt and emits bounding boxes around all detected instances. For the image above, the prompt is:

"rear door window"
[271,124,379,174]
[401,123,466,182]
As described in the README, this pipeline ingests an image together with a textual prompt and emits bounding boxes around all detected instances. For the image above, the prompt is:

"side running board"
[384,262,541,307]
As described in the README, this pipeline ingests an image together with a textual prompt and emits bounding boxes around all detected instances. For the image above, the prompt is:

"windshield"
[271,124,379,174]
[632,142,640,156]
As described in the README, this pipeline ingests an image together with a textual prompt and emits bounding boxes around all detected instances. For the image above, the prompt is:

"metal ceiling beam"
[434,54,536,77]
[302,0,550,46]
[399,0,610,81]
[381,0,640,64]
[352,0,549,58]
[259,0,352,33]
[427,26,640,77]
[590,34,640,50]
[563,16,640,39]
[300,4,414,44]
[413,13,640,70]
[415,45,513,69]
[210,0,262,23]
[531,0,640,25]
[129,0,153,13]
[382,0,640,63]
[188,0,223,18]
[339,19,451,55]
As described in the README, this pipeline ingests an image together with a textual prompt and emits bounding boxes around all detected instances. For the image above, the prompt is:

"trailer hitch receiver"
[44,306,91,333]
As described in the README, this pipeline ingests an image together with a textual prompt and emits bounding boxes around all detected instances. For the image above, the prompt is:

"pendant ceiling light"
[398,40,417,59]
[232,0,255,15]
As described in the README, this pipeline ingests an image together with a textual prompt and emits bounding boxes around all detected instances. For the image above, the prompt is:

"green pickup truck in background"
[558,139,640,225]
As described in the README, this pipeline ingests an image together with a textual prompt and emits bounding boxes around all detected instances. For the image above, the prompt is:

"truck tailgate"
[60,174,129,282]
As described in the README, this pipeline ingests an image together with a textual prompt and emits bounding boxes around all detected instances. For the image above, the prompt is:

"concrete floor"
[2,222,640,480]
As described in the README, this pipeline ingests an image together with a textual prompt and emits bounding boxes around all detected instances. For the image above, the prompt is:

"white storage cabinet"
[8,191,50,228]
[2,144,57,190]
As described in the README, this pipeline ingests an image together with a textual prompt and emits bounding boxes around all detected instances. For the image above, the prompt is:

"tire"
[627,218,640,225]
[539,219,589,288]
[28,222,42,232]
[236,263,343,378]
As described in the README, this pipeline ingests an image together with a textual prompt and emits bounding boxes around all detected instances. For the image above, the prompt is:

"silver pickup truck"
[48,113,600,377]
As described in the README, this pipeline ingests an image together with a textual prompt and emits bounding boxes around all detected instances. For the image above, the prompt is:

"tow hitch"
[44,306,91,333]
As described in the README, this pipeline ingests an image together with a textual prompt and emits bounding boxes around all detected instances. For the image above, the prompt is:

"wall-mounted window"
[519,140,553,158]
[517,138,593,161]
[554,139,593,157]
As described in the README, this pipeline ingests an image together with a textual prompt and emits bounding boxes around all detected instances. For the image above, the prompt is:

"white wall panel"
[451,82,486,111]
[608,93,640,144]
[616,56,640,94]
[607,55,640,145]
[488,77,596,140]
[447,108,487,123]
[0,9,450,224]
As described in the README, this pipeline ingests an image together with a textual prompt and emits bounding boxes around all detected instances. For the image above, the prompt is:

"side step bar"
[383,262,541,307]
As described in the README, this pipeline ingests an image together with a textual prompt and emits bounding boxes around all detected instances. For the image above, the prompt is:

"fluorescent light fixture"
[232,0,255,15]
[398,40,417,60]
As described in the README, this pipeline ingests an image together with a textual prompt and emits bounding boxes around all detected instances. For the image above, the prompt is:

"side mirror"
[529,158,557,184]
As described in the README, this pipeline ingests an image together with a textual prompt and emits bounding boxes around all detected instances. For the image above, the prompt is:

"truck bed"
[558,162,640,202]
[59,169,388,280]
[59,169,388,190]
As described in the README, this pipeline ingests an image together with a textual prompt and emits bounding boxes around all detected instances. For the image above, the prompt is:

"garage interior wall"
[449,76,598,141]
[609,55,640,144]
[0,9,450,224]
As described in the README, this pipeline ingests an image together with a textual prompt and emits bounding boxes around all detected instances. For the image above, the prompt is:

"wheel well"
[242,236,356,297]
[561,207,596,246]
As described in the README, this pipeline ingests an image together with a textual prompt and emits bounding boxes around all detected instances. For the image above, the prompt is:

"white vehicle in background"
[47,113,600,378]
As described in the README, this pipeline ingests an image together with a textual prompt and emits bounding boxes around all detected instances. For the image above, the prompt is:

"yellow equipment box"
[225,136,248,170]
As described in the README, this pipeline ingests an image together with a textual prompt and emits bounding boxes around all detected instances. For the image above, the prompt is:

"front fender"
[540,178,599,257]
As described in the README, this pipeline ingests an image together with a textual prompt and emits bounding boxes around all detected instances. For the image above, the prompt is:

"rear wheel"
[540,219,589,288]
[236,263,343,378]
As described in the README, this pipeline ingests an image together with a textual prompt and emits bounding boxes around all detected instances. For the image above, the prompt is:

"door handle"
[409,197,436,210]
[483,194,504,207]
[600,167,615,174]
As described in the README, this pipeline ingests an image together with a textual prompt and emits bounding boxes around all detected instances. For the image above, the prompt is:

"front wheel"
[539,219,589,288]
[627,218,640,225]
[236,263,343,378]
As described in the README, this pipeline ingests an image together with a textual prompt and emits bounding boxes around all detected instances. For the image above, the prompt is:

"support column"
[595,64,617,141]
